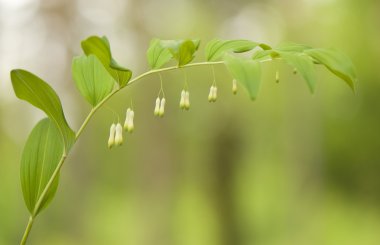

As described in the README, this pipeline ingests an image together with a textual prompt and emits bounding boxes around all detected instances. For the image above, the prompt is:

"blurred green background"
[1,0,379,244]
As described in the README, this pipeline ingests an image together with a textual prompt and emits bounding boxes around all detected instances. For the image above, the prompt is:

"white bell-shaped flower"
[184,91,190,110]
[154,97,160,116]
[114,123,123,146]
[232,79,237,94]
[124,108,131,131]
[212,86,218,101]
[275,71,279,83]
[108,123,116,149]
[158,98,166,117]
[126,110,134,133]
[179,90,186,109]
[208,86,214,102]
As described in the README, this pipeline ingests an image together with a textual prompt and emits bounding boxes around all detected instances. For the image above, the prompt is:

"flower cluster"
[107,78,240,148]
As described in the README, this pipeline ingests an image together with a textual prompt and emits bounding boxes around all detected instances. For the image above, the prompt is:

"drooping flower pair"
[154,97,166,117]
[208,85,218,102]
[108,107,134,148]
[108,123,123,148]
[179,90,190,110]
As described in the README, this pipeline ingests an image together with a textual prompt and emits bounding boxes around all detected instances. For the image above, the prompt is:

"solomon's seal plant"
[10,35,357,244]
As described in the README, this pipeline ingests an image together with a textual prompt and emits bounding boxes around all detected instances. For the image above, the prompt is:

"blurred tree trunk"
[211,118,244,245]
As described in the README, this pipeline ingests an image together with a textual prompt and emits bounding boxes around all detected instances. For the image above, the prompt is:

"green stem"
[20,217,34,245]
[19,59,260,244]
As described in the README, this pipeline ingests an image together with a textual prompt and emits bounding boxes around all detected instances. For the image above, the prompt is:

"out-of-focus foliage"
[0,0,379,244]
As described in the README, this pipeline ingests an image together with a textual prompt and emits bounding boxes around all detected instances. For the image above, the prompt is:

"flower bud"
[212,86,218,101]
[154,97,160,116]
[179,90,186,109]
[208,86,214,102]
[124,108,131,131]
[126,110,134,133]
[108,123,116,149]
[114,123,123,146]
[275,71,279,83]
[158,97,166,117]
[184,91,190,110]
[232,79,237,94]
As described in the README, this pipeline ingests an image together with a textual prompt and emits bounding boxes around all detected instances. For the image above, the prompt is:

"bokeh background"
[1,0,379,244]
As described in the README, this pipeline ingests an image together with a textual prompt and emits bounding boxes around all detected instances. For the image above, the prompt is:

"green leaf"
[252,49,275,61]
[205,39,259,61]
[72,55,116,106]
[177,40,197,66]
[279,52,317,93]
[81,35,132,87]
[224,54,262,100]
[305,48,357,90]
[259,43,272,50]
[160,39,200,66]
[20,118,64,216]
[10,69,75,151]
[160,39,200,53]
[146,38,173,69]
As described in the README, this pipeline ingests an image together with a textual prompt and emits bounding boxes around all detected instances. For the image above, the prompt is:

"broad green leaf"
[205,39,259,61]
[279,52,317,93]
[259,43,272,50]
[10,69,75,150]
[20,118,63,216]
[81,35,132,87]
[252,50,276,61]
[160,39,200,53]
[160,39,200,66]
[177,40,197,66]
[305,48,357,90]
[275,42,312,52]
[72,55,116,106]
[146,38,173,69]
[224,54,262,100]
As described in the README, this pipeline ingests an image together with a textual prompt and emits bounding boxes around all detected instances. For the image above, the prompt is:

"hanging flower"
[158,97,166,117]
[232,79,237,94]
[114,123,123,146]
[124,108,134,133]
[208,85,214,102]
[108,123,116,149]
[208,85,217,102]
[275,71,279,83]
[179,90,186,109]
[184,91,190,110]
[154,97,160,116]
